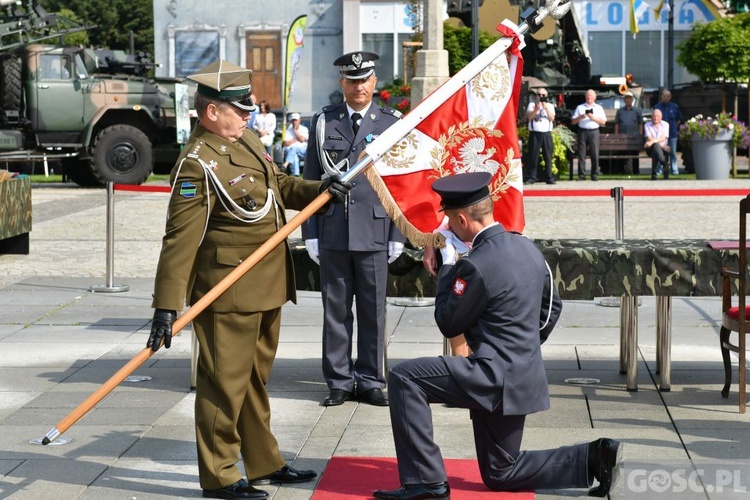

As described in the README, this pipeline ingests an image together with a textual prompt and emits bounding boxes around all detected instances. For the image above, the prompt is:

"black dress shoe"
[357,388,389,406]
[588,438,623,497]
[250,464,317,485]
[373,482,450,499]
[322,389,351,406]
[545,179,556,185]
[578,175,586,181]
[203,478,268,499]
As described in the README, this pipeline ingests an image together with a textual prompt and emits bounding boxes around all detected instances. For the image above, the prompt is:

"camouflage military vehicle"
[0,0,189,186]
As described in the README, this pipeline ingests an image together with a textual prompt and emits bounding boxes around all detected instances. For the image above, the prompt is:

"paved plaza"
[1,175,750,499]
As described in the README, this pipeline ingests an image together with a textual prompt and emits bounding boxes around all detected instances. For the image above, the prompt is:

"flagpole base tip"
[42,428,60,445]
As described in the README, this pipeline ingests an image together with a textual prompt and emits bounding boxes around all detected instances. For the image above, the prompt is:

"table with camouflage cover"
[291,237,746,392]
[292,237,745,298]
[0,176,31,254]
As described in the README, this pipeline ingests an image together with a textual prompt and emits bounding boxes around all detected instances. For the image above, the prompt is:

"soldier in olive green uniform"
[146,60,350,500]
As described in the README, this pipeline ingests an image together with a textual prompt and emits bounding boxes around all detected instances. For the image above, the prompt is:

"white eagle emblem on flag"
[451,136,500,176]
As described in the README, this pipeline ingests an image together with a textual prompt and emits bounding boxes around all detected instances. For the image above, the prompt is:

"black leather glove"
[321,174,352,204]
[147,309,176,351]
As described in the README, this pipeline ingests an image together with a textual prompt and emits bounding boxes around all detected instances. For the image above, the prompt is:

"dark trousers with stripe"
[387,356,592,491]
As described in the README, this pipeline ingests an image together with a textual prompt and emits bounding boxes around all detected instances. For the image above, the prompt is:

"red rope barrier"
[524,188,750,197]
[113,183,171,193]
[114,182,749,199]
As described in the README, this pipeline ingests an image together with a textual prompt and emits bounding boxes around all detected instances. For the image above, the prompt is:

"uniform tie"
[351,112,361,135]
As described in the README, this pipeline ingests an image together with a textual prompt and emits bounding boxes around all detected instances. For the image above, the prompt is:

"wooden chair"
[719,194,750,413]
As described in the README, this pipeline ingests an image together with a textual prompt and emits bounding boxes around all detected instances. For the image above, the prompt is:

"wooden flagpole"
[42,189,335,444]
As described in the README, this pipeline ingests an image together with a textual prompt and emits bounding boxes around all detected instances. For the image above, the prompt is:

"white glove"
[437,231,458,266]
[305,239,320,265]
[387,241,404,264]
[436,229,471,255]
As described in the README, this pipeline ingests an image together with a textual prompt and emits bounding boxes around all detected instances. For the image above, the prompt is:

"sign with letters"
[573,0,720,32]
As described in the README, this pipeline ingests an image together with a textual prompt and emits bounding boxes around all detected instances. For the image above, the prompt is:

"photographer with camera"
[571,89,607,181]
[524,88,556,185]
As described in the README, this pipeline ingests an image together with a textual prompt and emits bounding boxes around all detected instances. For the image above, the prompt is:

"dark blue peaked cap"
[431,172,492,211]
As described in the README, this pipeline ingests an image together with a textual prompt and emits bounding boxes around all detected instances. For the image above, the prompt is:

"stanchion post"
[91,182,129,293]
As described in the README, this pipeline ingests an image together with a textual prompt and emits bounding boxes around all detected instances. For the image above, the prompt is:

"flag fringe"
[364,167,444,248]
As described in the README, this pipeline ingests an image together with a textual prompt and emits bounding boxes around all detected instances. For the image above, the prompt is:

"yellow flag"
[630,0,639,36]
[284,15,308,109]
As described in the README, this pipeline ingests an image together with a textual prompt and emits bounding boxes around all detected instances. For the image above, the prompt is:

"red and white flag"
[364,22,525,246]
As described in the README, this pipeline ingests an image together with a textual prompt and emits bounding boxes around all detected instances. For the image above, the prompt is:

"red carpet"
[313,456,534,499]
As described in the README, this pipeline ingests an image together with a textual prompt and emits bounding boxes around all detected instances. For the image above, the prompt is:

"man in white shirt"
[571,89,607,181]
[282,112,308,176]
[525,88,556,185]
[644,109,671,180]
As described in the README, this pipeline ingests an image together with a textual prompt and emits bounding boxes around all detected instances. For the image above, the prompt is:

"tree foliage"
[443,22,501,76]
[40,0,154,54]
[677,14,750,84]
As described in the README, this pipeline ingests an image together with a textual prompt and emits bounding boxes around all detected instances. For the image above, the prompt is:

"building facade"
[152,0,725,117]
[573,0,723,90]
[153,0,417,116]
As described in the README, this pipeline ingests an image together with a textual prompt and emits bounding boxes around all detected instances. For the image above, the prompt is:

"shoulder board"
[381,107,402,118]
[322,104,338,113]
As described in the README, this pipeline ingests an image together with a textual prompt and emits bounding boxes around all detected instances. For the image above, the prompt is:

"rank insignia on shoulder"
[179,181,197,199]
[382,107,402,118]
[452,277,467,296]
[207,159,218,170]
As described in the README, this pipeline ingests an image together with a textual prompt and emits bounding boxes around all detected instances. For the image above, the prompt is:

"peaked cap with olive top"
[188,60,256,111]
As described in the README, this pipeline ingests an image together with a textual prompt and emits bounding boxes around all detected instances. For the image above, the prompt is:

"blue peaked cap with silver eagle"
[334,51,379,79]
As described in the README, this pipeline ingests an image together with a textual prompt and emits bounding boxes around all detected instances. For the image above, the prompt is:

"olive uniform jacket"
[152,124,323,313]
[435,224,562,416]
[301,102,405,250]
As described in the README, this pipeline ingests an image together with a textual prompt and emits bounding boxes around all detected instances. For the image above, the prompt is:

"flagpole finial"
[520,0,571,35]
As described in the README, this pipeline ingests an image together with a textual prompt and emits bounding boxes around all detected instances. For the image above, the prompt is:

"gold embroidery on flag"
[470,61,511,101]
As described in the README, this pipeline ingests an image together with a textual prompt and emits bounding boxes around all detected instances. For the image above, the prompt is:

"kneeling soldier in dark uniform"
[374,172,623,500]
[146,60,351,499]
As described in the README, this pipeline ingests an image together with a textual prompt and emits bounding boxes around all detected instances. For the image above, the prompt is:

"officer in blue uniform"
[374,172,623,500]
[302,51,406,408]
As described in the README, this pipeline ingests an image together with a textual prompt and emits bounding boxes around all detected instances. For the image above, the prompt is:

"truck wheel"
[61,157,101,187]
[91,124,153,184]
[0,55,22,118]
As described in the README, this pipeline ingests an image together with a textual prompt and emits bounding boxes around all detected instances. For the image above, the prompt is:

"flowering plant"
[377,77,411,114]
[678,111,750,149]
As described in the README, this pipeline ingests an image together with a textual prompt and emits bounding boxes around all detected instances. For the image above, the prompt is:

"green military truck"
[0,0,189,186]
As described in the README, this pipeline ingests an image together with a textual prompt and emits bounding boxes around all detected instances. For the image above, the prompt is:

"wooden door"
[246,33,281,110]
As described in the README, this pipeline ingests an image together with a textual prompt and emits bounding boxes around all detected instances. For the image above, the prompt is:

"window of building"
[175,31,220,77]
[625,30,661,89]
[362,32,412,85]
[360,1,418,86]
[664,30,696,89]
[588,31,622,77]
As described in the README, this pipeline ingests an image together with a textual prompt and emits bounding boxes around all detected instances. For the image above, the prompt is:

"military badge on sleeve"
[179,181,197,199]
[452,277,467,296]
